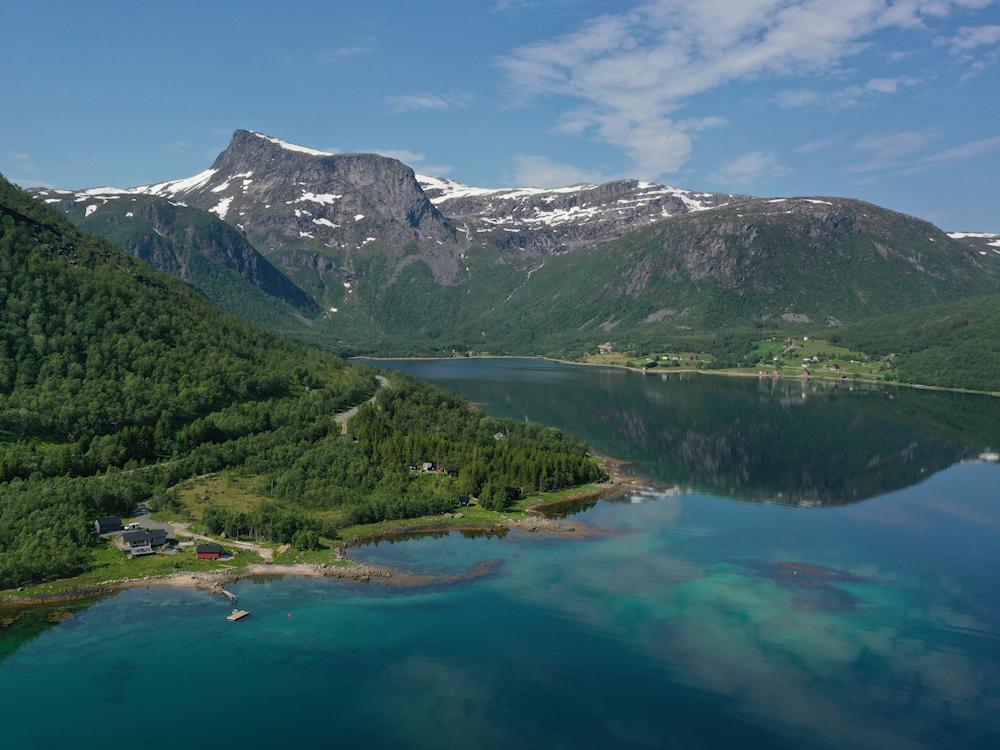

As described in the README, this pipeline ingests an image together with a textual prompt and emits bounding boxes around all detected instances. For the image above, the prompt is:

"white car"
[124,523,141,530]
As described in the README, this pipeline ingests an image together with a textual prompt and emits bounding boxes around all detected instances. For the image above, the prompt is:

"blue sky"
[2,0,998,229]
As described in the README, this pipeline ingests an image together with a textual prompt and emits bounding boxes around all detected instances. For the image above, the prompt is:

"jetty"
[227,609,250,622]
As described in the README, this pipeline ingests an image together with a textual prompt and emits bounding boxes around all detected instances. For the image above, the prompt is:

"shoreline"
[354,354,1000,398]
[0,459,640,611]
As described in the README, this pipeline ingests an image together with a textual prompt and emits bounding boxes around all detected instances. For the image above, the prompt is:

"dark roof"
[123,528,167,544]
[97,516,121,525]
[197,543,223,554]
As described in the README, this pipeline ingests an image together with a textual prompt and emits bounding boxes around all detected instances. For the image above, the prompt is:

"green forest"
[0,177,603,589]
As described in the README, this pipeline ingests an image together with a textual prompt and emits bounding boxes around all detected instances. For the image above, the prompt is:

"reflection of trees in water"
[417,364,1000,506]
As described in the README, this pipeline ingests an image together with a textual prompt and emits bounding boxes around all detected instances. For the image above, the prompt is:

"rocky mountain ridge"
[21,129,1000,358]
[418,174,743,255]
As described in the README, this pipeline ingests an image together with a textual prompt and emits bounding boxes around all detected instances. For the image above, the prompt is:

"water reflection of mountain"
[371,360,1000,506]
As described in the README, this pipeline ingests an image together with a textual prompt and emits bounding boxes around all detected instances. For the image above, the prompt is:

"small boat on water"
[227,609,250,622]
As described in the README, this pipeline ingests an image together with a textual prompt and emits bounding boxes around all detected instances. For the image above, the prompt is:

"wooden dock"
[227,609,250,622]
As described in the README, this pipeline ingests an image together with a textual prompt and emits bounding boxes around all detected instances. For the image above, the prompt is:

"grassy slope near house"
[0,176,606,594]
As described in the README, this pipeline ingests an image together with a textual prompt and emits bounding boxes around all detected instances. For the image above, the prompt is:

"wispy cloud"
[900,133,1000,174]
[711,151,788,187]
[938,23,1000,80]
[847,129,939,173]
[316,46,374,64]
[949,24,1000,51]
[774,75,921,109]
[167,140,191,153]
[794,136,841,155]
[846,130,1000,177]
[367,147,452,176]
[385,91,472,114]
[499,0,986,178]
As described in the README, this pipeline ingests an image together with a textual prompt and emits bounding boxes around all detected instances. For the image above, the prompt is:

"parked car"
[124,522,141,530]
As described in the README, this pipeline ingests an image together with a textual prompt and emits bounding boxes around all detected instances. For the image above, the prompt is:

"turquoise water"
[2,359,999,749]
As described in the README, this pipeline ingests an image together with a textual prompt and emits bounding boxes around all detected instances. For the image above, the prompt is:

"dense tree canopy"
[0,177,604,588]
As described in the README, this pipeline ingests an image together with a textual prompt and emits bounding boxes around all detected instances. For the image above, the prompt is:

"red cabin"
[197,543,223,560]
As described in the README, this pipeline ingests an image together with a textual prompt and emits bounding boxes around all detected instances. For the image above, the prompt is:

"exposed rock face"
[131,130,466,286]
[27,187,315,311]
[418,174,742,255]
[28,129,1000,354]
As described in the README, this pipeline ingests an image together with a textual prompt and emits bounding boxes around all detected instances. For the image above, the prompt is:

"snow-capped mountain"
[29,129,999,355]
[131,130,459,265]
[417,175,741,254]
[947,231,1000,258]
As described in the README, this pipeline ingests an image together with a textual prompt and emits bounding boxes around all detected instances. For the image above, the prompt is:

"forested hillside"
[0,177,603,588]
[833,294,1000,393]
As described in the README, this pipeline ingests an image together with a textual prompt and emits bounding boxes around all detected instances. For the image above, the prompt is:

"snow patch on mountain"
[135,168,218,197]
[209,196,234,219]
[295,191,342,205]
[251,131,334,157]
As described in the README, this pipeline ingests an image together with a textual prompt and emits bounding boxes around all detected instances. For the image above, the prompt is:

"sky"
[1,0,998,230]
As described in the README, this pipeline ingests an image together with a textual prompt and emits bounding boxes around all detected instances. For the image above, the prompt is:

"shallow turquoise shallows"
[2,359,999,749]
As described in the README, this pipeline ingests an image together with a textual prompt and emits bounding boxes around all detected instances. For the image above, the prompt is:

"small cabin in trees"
[95,517,123,534]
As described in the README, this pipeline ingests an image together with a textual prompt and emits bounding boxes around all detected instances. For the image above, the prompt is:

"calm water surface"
[2,359,998,749]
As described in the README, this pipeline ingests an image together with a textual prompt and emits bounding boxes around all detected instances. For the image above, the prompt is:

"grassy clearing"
[2,540,260,600]
[175,473,272,520]
[3,474,614,602]
[739,336,892,381]
[581,351,714,369]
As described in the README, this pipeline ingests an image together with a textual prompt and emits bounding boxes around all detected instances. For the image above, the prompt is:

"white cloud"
[773,89,819,108]
[710,151,788,187]
[385,91,472,114]
[773,75,920,108]
[500,0,986,177]
[949,24,1000,50]
[940,23,1000,80]
[511,154,607,187]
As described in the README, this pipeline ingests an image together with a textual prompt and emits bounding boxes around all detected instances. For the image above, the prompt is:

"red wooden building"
[197,543,223,560]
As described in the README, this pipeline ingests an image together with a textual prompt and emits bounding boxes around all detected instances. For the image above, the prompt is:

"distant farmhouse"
[94,516,122,534]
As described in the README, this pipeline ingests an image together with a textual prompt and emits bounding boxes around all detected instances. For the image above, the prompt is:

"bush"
[292,528,321,550]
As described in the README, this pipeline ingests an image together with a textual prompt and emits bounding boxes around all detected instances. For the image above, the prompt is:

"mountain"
[947,231,1000,259]
[130,130,467,303]
[0,175,602,589]
[37,130,1000,370]
[417,174,741,255]
[29,186,317,316]
[341,193,1000,357]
